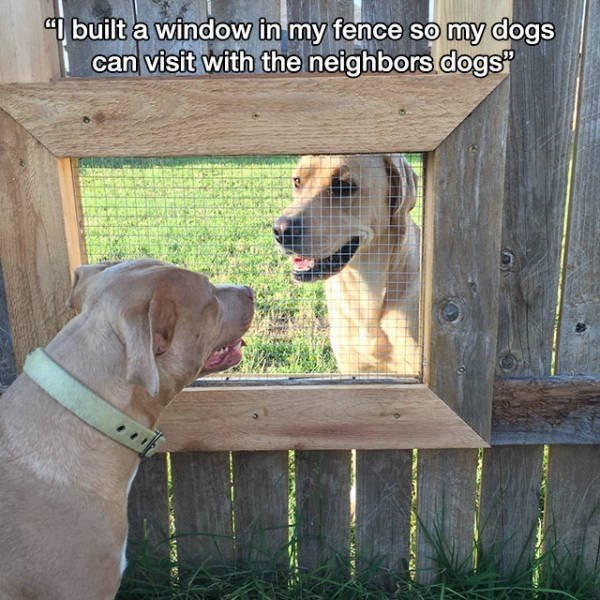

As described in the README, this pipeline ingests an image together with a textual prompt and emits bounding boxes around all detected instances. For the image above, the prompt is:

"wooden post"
[547,0,600,576]
[0,0,84,368]
[354,0,428,581]
[480,0,585,580]
[417,0,511,583]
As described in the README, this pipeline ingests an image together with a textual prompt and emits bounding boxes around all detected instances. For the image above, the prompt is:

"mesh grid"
[78,154,423,381]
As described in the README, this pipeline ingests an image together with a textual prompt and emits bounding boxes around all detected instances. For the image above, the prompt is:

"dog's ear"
[118,286,178,397]
[66,262,117,311]
[384,154,418,220]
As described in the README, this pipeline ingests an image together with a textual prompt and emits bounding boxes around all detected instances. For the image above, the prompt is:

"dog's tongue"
[292,255,315,271]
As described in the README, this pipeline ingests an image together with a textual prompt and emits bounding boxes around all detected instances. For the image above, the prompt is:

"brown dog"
[274,154,420,376]
[0,259,253,599]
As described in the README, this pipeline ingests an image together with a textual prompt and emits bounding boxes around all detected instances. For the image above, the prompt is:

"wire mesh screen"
[78,154,423,380]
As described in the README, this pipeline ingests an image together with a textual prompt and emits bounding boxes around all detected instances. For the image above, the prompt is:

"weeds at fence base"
[118,537,599,600]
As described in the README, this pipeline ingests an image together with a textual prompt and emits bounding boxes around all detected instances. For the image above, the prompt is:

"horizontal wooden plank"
[0,74,505,157]
[157,384,488,451]
[492,376,600,445]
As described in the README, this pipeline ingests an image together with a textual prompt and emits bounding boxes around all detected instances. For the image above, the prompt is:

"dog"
[0,259,254,599]
[274,154,420,375]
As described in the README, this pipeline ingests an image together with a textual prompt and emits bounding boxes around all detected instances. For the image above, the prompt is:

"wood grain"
[417,2,512,582]
[492,376,600,445]
[127,454,170,562]
[361,0,429,56]
[212,0,280,74]
[157,385,488,451]
[0,0,61,82]
[295,450,351,572]
[356,2,427,582]
[482,0,585,580]
[136,0,208,76]
[232,451,289,563]
[432,0,513,64]
[547,0,600,575]
[170,451,234,565]
[355,450,412,579]
[61,0,137,77]
[0,74,505,157]
[0,0,66,383]
[286,0,354,58]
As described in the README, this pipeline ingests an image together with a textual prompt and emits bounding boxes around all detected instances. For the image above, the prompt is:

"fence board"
[295,450,351,572]
[355,450,412,578]
[481,0,585,579]
[548,0,600,575]
[361,0,428,56]
[62,0,137,77]
[232,451,289,564]
[136,0,208,75]
[171,452,234,565]
[286,0,354,57]
[0,0,69,380]
[127,455,170,562]
[417,0,511,579]
[289,1,353,573]
[211,0,280,74]
[355,1,426,580]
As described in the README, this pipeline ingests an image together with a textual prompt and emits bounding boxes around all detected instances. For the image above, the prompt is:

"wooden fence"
[0,0,598,586]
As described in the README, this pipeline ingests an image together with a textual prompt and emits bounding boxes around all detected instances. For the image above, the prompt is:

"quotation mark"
[44,17,64,41]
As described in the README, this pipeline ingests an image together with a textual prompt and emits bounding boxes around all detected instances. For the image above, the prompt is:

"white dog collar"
[23,348,165,458]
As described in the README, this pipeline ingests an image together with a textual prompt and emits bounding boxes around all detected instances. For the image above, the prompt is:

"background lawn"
[78,154,422,378]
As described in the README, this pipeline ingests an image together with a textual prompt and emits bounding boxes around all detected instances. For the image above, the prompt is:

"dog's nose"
[273,216,304,248]
[242,286,254,301]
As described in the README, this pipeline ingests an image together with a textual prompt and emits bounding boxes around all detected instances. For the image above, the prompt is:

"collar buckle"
[139,430,165,458]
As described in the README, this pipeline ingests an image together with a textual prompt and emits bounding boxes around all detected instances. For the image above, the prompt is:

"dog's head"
[66,259,254,398]
[273,154,417,281]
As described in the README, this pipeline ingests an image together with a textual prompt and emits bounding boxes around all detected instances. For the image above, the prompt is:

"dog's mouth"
[202,339,246,373]
[291,237,361,282]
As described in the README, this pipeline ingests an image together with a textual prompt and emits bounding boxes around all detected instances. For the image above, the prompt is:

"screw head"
[82,115,91,124]
[500,249,515,269]
[441,301,460,322]
[398,108,407,116]
[499,353,517,372]
[575,322,587,333]
[468,144,479,153]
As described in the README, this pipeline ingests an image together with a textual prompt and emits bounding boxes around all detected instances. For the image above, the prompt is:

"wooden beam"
[157,384,488,451]
[492,376,600,445]
[0,74,505,157]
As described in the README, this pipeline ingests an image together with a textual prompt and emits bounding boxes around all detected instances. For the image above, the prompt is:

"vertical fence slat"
[354,0,427,580]
[171,452,234,565]
[286,0,354,58]
[287,0,354,573]
[207,0,292,568]
[62,0,137,77]
[481,0,585,580]
[233,451,289,564]
[295,450,351,572]
[211,0,281,73]
[127,455,170,562]
[355,450,412,577]
[547,0,600,576]
[0,0,62,384]
[417,0,512,578]
[136,0,208,75]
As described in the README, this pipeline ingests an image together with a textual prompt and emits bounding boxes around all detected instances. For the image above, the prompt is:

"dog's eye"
[331,177,358,197]
[292,176,301,189]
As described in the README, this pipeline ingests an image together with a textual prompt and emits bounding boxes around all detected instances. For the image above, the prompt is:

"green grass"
[117,533,599,599]
[78,156,336,376]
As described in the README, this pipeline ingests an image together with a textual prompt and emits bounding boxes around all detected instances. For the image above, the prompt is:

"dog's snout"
[273,216,304,248]
[242,285,254,301]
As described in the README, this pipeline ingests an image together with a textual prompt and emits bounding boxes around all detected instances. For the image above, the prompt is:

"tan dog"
[0,259,254,599]
[274,154,420,375]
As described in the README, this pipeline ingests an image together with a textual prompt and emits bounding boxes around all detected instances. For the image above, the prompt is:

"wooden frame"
[0,72,509,450]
